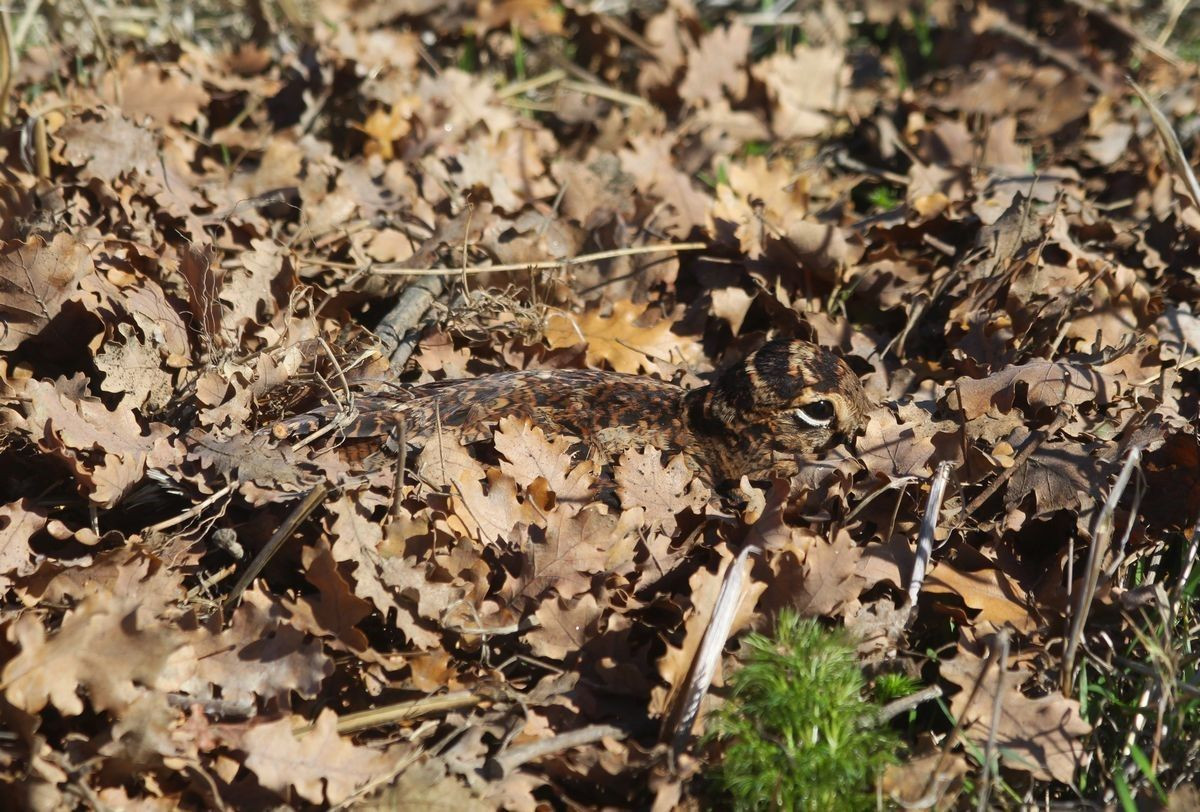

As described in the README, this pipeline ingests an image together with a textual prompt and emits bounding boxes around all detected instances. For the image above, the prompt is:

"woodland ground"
[0,0,1198,809]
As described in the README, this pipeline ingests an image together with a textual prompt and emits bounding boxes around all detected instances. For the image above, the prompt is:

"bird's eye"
[794,400,835,427]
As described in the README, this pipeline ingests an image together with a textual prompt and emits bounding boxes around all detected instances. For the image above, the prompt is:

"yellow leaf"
[544,300,697,374]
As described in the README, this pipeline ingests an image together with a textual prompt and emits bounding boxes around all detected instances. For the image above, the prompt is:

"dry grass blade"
[908,462,954,611]
[1062,445,1143,695]
[1129,77,1200,212]
[976,630,1011,812]
[665,544,761,760]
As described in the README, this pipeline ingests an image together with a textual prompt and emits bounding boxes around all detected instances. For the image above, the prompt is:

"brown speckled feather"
[273,339,871,485]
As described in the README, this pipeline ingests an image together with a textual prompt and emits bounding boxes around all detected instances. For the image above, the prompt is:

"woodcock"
[274,338,871,486]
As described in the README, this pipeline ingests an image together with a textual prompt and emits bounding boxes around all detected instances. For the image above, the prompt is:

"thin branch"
[147,483,234,534]
[964,413,1068,518]
[223,482,331,611]
[873,685,944,725]
[292,690,489,736]
[366,242,707,276]
[484,723,628,779]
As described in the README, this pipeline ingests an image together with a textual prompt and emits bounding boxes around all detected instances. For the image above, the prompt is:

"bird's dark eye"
[794,400,835,427]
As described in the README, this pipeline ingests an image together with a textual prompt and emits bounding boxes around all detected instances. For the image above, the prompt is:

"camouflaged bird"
[273,339,871,486]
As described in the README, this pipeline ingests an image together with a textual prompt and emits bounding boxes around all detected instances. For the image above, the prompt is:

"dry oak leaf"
[925,561,1038,634]
[22,376,169,507]
[943,637,1091,783]
[950,360,1116,420]
[525,593,605,661]
[677,22,751,106]
[101,62,210,127]
[35,544,184,610]
[372,759,490,812]
[758,527,865,618]
[82,258,192,364]
[494,416,597,513]
[284,543,373,653]
[2,589,181,716]
[711,181,863,271]
[94,322,176,410]
[881,749,969,808]
[545,299,700,374]
[242,709,395,805]
[1006,437,1106,521]
[167,587,332,706]
[1158,303,1200,363]
[637,6,689,94]
[326,496,443,650]
[615,446,710,535]
[220,239,296,336]
[507,504,628,602]
[0,233,94,351]
[454,123,556,213]
[618,135,712,238]
[448,467,546,543]
[751,45,848,139]
[414,428,488,489]
[0,498,48,585]
[858,409,939,480]
[477,0,565,37]
[59,113,158,182]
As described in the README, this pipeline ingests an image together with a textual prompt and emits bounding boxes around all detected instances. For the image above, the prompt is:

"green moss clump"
[706,611,902,811]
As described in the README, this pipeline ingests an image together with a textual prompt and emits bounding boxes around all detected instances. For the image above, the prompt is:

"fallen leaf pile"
[0,0,1197,807]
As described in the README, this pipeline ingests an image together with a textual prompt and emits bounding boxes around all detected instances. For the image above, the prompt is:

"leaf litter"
[0,0,1198,808]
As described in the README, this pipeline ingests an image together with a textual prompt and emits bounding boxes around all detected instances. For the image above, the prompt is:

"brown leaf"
[751,46,848,138]
[242,709,395,805]
[614,446,709,535]
[21,376,169,507]
[372,759,490,811]
[545,299,699,374]
[34,545,185,610]
[509,505,627,602]
[284,544,373,653]
[858,409,939,479]
[619,136,712,237]
[2,590,181,716]
[759,527,865,617]
[1006,437,1106,521]
[925,561,1037,634]
[0,498,48,586]
[94,322,176,410]
[494,416,597,513]
[0,234,94,351]
[943,637,1091,783]
[60,113,158,182]
[449,467,545,543]
[951,360,1117,420]
[677,23,751,105]
[326,497,442,651]
[170,588,332,705]
[525,593,604,660]
[101,63,210,127]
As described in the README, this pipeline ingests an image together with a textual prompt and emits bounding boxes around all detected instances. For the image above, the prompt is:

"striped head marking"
[691,339,871,454]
